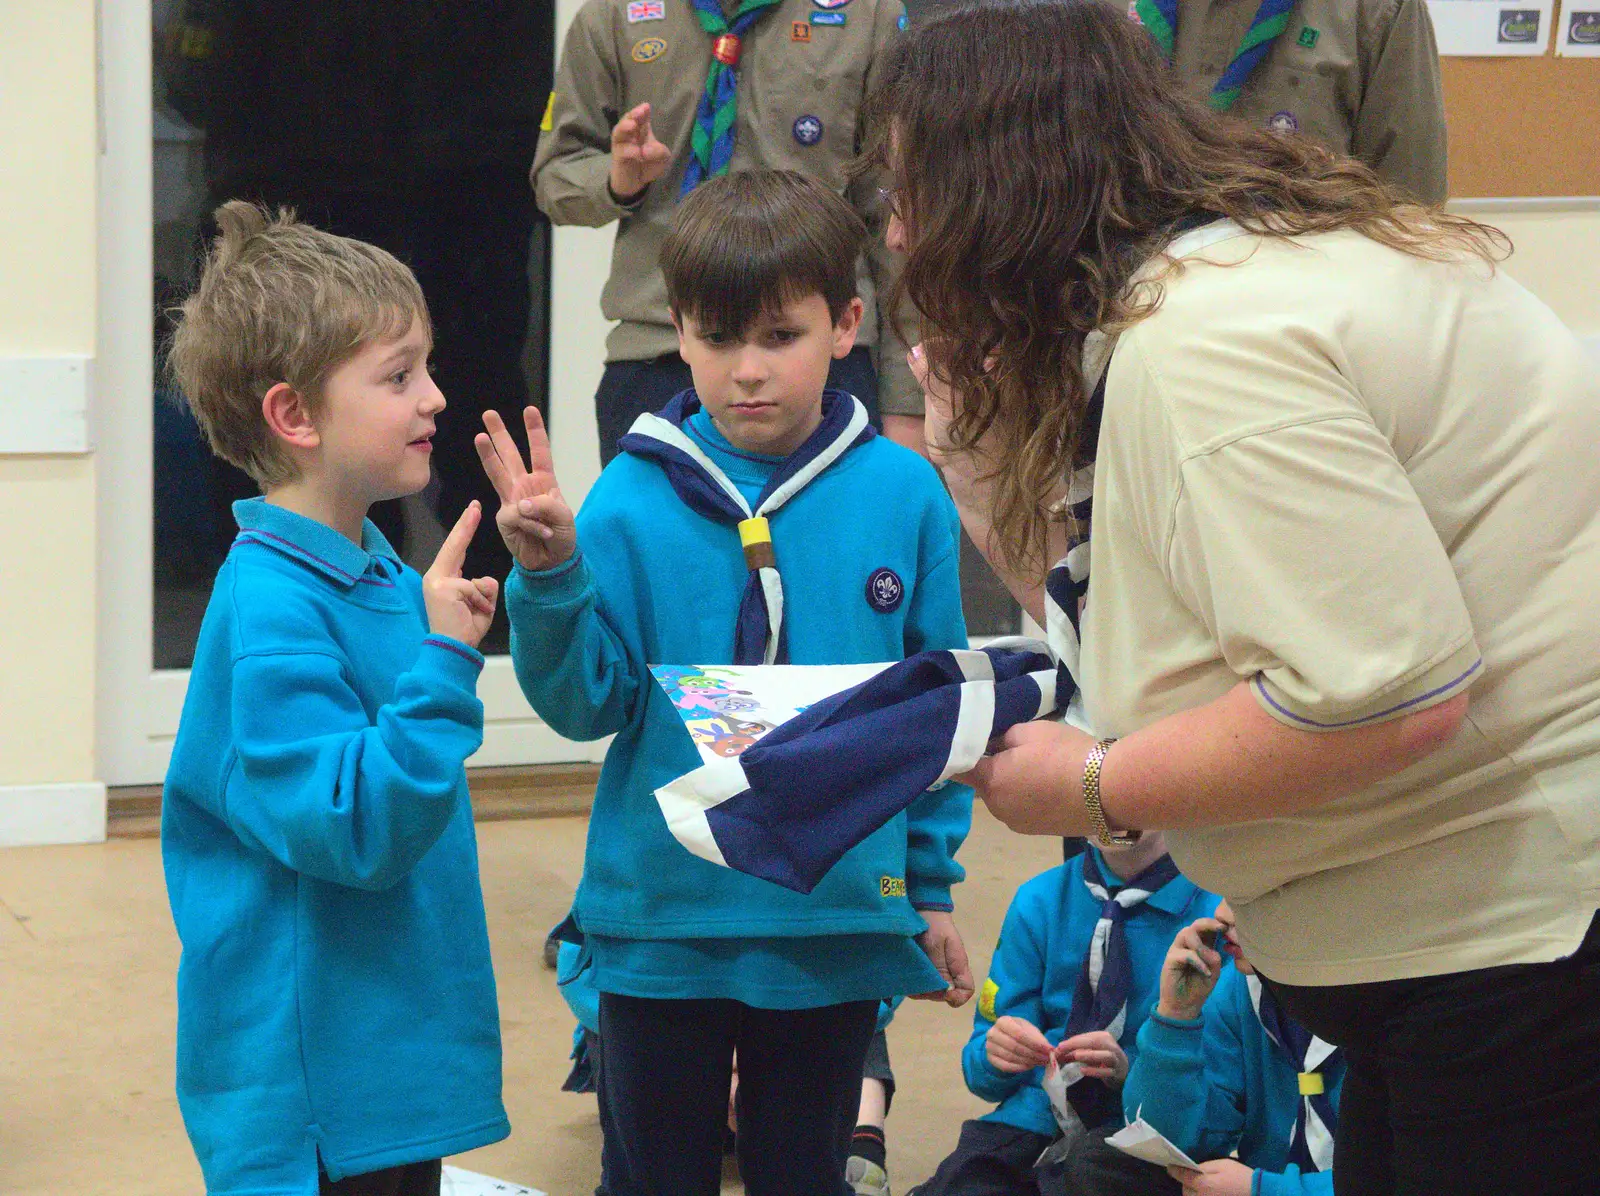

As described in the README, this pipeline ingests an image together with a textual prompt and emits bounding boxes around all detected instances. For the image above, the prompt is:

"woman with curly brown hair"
[869,3,1600,1194]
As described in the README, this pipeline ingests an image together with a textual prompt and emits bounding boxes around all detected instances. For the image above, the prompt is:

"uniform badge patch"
[811,11,847,24]
[793,114,824,146]
[865,567,904,612]
[898,12,908,29]
[1297,25,1320,48]
[631,36,668,62]
[540,91,557,132]
[792,19,812,40]
[880,876,907,898]
[1267,110,1299,133]
[979,977,1000,1022]
[627,0,665,21]
[813,0,853,9]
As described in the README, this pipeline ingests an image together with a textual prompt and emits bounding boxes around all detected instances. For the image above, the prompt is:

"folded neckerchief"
[619,389,874,665]
[1059,850,1182,1127]
[1133,0,1296,111]
[654,639,1066,893]
[1248,975,1340,1172]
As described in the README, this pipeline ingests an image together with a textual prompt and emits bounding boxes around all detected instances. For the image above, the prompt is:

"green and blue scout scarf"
[1134,0,1297,111]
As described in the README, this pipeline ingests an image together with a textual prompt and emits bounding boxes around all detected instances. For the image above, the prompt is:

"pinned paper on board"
[1425,0,1554,55]
[1558,5,1600,54]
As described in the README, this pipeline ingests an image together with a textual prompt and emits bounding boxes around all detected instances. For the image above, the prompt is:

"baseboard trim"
[104,763,600,840]
[0,782,109,846]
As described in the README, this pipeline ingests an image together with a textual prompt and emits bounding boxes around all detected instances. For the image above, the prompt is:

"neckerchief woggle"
[1248,975,1340,1172]
[681,0,786,194]
[1056,850,1182,1127]
[1133,0,1298,111]
[618,388,874,665]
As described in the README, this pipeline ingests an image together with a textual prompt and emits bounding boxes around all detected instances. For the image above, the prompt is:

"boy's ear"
[832,297,866,360]
[262,382,321,452]
[670,308,688,355]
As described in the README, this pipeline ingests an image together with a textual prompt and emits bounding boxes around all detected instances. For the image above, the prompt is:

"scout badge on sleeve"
[650,639,1071,893]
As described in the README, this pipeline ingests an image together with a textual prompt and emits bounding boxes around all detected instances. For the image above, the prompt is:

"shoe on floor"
[846,1155,890,1196]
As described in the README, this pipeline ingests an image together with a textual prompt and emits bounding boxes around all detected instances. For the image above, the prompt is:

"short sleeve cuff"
[1252,635,1482,732]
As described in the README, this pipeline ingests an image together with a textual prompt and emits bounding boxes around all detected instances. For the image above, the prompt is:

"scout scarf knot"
[682,0,786,194]
[619,388,874,664]
[1248,975,1341,1172]
[1059,850,1182,1126]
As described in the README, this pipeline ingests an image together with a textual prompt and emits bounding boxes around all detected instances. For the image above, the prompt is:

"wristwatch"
[1083,738,1139,847]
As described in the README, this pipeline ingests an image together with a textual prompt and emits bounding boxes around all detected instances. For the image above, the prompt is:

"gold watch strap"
[1083,737,1137,847]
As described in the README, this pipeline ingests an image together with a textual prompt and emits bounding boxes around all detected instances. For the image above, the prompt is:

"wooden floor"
[0,802,1061,1195]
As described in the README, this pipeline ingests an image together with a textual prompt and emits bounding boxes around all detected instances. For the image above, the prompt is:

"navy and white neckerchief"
[1247,975,1340,1173]
[655,639,1061,894]
[618,388,874,665]
[1043,215,1244,708]
[1059,849,1181,1126]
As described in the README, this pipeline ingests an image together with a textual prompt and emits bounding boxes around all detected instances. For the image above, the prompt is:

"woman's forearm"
[1100,683,1469,832]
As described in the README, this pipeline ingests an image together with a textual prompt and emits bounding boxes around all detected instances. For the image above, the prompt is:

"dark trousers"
[319,1159,441,1196]
[1265,912,1600,1196]
[910,1119,1054,1196]
[593,346,881,466]
[596,992,879,1196]
[1039,1125,1180,1196]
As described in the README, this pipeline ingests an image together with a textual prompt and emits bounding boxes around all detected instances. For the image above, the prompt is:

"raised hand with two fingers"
[422,501,500,650]
[473,407,577,573]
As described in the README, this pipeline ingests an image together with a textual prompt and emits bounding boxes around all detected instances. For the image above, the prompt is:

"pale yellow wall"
[0,0,99,787]
[1487,210,1600,337]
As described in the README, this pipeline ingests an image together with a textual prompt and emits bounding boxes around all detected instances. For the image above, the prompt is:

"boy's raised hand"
[610,102,670,201]
[1157,915,1230,1022]
[423,501,500,649]
[475,407,577,572]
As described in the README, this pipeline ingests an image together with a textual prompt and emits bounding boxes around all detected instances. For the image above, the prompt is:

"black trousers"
[593,347,881,467]
[1265,911,1600,1196]
[910,1119,1054,1196]
[319,1158,440,1196]
[1040,1125,1180,1196]
[596,992,879,1196]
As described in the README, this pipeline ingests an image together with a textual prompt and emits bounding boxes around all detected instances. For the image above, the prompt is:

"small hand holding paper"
[913,909,974,1008]
[985,1016,1053,1074]
[474,407,577,573]
[1168,1159,1255,1196]
[1055,1030,1129,1086]
[422,501,499,649]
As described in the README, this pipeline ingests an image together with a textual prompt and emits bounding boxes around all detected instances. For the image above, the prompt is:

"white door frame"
[95,0,616,786]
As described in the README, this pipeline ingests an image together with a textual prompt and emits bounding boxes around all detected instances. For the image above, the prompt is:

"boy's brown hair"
[660,170,866,339]
[167,202,430,487]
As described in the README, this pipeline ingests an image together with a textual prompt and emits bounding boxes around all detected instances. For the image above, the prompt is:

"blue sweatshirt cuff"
[417,636,486,689]
[510,551,589,602]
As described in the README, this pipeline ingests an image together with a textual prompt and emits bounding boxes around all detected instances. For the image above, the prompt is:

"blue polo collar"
[232,498,403,590]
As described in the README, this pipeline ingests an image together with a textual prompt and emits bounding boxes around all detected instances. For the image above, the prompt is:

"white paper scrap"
[1106,1115,1203,1172]
[441,1165,546,1196]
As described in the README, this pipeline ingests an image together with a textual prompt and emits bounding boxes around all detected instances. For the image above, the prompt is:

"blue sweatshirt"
[1123,965,1345,1196]
[963,853,1220,1138]
[162,500,508,1195]
[508,411,972,1009]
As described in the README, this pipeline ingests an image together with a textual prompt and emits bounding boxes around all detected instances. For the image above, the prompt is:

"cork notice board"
[1441,56,1600,197]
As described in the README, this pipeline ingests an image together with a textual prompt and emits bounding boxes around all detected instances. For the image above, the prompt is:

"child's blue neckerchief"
[618,388,874,665]
[1061,849,1182,1126]
[1248,975,1340,1173]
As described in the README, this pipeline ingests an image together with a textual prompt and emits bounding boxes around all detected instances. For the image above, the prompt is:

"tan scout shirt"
[1080,222,1600,985]
[1158,0,1448,203]
[533,0,922,414]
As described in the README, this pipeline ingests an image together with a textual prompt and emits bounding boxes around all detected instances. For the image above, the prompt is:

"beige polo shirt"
[1079,221,1600,985]
[533,0,921,414]
[1158,0,1448,204]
